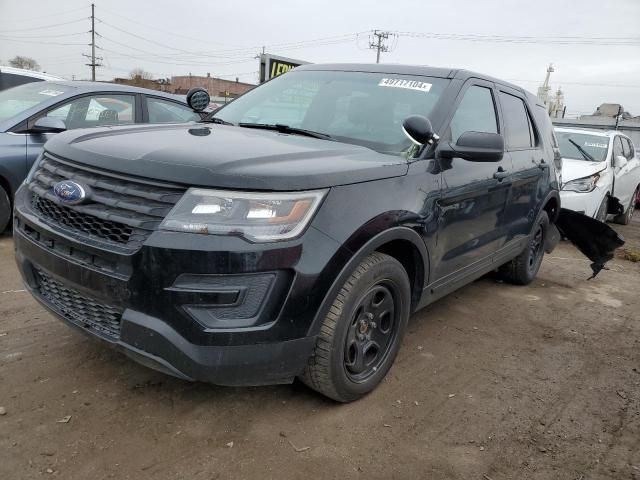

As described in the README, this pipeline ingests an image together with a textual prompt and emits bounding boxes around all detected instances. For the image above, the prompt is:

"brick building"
[171,73,255,99]
[113,73,255,102]
[113,75,173,92]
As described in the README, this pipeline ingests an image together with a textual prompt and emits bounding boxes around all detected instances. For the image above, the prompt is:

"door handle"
[493,167,509,181]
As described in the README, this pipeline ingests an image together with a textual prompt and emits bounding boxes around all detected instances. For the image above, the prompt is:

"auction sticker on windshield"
[39,89,64,97]
[378,78,432,92]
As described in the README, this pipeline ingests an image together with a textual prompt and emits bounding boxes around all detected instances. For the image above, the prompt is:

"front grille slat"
[35,269,123,339]
[33,172,173,217]
[29,153,185,250]
[39,157,183,204]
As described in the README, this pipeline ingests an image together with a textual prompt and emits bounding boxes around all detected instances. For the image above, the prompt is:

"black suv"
[14,64,564,402]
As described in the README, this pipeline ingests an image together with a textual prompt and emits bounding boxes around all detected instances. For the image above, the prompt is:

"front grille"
[28,153,185,250]
[35,269,123,339]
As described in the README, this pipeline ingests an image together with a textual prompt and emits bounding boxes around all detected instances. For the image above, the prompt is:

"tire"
[613,186,638,225]
[595,195,608,222]
[300,252,411,402]
[0,185,11,233]
[500,211,549,286]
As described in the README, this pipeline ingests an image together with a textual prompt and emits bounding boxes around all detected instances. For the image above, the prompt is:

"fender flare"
[540,189,561,223]
[307,226,429,337]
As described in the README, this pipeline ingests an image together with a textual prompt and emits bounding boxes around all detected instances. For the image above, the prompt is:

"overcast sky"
[1,0,638,116]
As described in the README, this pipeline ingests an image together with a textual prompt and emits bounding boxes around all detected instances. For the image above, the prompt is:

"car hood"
[561,157,608,183]
[44,123,409,190]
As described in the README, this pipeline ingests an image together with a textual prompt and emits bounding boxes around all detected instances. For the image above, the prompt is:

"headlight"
[561,173,599,193]
[159,188,327,242]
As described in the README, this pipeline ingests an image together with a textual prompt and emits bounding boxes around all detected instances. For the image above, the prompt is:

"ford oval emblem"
[53,181,89,205]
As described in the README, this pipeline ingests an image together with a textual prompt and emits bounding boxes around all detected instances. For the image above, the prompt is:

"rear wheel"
[300,252,411,402]
[613,186,638,225]
[500,211,549,285]
[0,186,10,233]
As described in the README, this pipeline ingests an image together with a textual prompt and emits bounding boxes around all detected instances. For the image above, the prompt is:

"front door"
[25,93,138,170]
[613,136,640,209]
[432,81,512,283]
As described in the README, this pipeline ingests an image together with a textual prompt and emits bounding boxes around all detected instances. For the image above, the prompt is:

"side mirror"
[437,131,504,162]
[186,88,211,112]
[402,115,439,146]
[614,155,628,169]
[32,117,66,133]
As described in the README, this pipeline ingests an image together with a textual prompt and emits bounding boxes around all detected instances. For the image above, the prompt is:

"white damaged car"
[556,127,640,225]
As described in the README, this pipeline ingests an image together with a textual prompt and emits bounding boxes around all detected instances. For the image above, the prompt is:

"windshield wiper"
[238,123,333,140]
[568,138,596,162]
[202,117,234,126]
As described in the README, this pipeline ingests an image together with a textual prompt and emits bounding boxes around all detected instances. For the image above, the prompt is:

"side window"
[147,97,200,123]
[622,137,634,160]
[613,136,624,160]
[449,85,498,143]
[44,94,136,129]
[499,92,533,149]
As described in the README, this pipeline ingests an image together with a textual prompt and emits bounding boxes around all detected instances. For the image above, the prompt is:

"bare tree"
[129,68,153,81]
[8,55,40,71]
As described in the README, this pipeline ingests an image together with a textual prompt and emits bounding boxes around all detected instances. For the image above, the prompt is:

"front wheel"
[0,186,11,233]
[613,186,638,225]
[499,211,549,285]
[300,252,411,402]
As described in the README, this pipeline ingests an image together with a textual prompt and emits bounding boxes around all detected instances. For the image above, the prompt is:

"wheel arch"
[542,190,560,223]
[308,227,429,337]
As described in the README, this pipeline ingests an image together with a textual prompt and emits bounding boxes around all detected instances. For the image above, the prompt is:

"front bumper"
[13,186,344,386]
[559,189,604,218]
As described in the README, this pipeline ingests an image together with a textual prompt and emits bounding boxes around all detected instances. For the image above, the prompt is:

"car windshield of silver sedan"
[556,131,609,162]
[212,70,449,155]
[0,82,73,121]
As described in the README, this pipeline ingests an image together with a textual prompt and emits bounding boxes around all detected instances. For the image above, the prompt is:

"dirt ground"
[0,216,639,480]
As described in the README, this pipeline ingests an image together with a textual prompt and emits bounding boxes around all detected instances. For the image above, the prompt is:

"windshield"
[0,82,73,122]
[555,131,609,162]
[212,70,449,155]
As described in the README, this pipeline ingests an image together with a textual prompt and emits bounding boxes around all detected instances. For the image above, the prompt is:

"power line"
[1,6,87,24]
[0,37,87,46]
[0,31,88,39]
[99,48,254,67]
[505,78,640,89]
[0,18,87,33]
[397,31,640,46]
[97,6,246,49]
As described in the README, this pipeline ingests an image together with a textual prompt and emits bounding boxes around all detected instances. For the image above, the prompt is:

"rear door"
[432,80,512,282]
[497,88,547,244]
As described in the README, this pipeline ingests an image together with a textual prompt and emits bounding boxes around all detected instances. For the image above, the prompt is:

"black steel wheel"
[499,211,549,285]
[301,252,411,402]
[343,283,399,383]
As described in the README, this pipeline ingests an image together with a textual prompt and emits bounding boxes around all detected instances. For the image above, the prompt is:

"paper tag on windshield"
[584,142,607,149]
[39,89,64,97]
[378,78,432,92]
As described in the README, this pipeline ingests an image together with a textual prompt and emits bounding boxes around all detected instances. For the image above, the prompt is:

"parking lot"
[0,218,638,480]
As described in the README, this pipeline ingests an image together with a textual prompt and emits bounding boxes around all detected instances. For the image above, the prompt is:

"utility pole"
[82,3,102,81]
[369,30,392,63]
[614,105,623,130]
